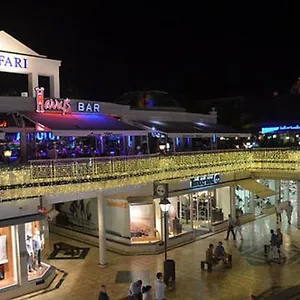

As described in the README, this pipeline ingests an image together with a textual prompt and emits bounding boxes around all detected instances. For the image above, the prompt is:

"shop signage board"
[261,125,300,134]
[0,53,28,70]
[35,87,101,115]
[35,87,71,115]
[190,173,221,188]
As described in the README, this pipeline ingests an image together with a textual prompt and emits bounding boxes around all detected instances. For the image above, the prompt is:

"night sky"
[1,3,300,111]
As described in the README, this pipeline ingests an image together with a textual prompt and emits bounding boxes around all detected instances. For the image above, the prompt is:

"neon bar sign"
[35,87,71,115]
[261,125,300,134]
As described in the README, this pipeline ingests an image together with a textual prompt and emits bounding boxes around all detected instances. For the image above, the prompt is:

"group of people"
[128,272,166,300]
[206,241,231,269]
[225,214,243,241]
[268,228,285,262]
[98,272,166,300]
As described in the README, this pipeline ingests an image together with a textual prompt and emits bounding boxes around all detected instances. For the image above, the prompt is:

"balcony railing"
[0,148,299,200]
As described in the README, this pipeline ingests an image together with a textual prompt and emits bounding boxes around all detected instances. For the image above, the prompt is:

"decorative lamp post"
[159,197,171,261]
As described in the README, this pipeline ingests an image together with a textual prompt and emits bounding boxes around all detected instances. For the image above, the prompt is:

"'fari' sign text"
[35,87,71,115]
[0,54,28,69]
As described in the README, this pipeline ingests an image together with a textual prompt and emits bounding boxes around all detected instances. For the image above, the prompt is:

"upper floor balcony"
[0,148,300,201]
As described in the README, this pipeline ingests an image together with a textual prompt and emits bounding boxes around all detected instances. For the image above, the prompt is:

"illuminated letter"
[35,87,45,113]
[93,103,100,112]
[78,102,85,112]
[86,103,92,112]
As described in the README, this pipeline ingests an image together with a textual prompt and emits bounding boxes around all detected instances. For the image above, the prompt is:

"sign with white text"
[190,173,221,188]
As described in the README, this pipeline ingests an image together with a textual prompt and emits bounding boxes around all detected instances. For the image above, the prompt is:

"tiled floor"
[31,211,300,300]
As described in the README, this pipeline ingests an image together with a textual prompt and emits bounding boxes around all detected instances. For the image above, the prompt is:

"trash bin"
[164,259,175,285]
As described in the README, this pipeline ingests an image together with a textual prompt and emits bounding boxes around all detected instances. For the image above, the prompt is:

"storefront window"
[0,226,18,289]
[235,185,251,216]
[130,204,158,243]
[215,187,230,224]
[25,221,50,281]
[191,191,214,231]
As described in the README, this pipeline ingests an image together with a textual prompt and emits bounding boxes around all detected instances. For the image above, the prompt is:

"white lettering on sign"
[77,102,100,113]
[0,54,28,69]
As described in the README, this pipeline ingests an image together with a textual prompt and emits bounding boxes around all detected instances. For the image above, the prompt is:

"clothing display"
[26,235,34,272]
[33,229,42,268]
[0,235,7,264]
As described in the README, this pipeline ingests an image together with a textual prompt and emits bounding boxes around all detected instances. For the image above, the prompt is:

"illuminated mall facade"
[0,31,300,299]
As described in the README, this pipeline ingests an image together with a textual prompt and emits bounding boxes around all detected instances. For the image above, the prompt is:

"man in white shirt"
[155,272,166,300]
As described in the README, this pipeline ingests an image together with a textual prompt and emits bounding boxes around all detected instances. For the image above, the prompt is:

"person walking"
[225,214,236,240]
[155,272,166,300]
[276,228,286,261]
[128,280,143,300]
[234,216,243,240]
[142,285,153,300]
[98,285,109,300]
[275,200,282,224]
[286,201,293,225]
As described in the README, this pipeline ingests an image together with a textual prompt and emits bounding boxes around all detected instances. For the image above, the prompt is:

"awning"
[133,120,250,138]
[21,112,148,136]
[237,179,277,198]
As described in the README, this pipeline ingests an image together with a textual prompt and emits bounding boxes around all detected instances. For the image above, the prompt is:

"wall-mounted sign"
[35,87,71,115]
[153,182,169,198]
[261,125,300,134]
[77,102,100,113]
[190,173,221,188]
[0,54,28,69]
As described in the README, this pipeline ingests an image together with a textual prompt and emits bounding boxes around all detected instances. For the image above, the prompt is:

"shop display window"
[25,221,50,281]
[130,204,158,244]
[0,226,18,290]
[215,187,230,224]
[235,186,251,216]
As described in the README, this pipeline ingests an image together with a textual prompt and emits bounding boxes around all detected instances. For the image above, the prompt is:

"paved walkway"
[29,211,300,300]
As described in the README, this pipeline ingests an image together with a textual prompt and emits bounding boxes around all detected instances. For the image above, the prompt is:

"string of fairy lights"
[0,149,299,200]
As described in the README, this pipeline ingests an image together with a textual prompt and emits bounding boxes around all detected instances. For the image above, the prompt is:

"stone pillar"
[275,180,280,203]
[49,74,60,98]
[250,192,255,215]
[18,224,29,286]
[28,73,39,97]
[282,180,289,202]
[189,194,194,230]
[230,185,236,218]
[97,192,107,267]
[297,181,300,228]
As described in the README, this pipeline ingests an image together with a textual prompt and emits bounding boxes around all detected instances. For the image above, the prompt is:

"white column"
[28,73,39,97]
[49,74,60,98]
[97,192,108,267]
[18,224,29,286]
[297,181,300,228]
[230,185,236,218]
[250,192,255,215]
[189,194,193,230]
[282,180,289,202]
[275,180,280,203]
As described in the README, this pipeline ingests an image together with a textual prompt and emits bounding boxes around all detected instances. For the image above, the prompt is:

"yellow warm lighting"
[0,149,299,200]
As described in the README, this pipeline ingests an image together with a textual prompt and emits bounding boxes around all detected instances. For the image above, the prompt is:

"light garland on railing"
[0,149,299,200]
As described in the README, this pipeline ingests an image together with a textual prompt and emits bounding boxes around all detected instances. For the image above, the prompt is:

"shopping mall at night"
[1,31,300,299]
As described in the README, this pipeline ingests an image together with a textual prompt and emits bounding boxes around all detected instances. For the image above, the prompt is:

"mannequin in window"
[26,235,34,273]
[33,227,42,269]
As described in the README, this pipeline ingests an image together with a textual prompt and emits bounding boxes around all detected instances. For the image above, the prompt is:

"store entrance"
[192,190,214,234]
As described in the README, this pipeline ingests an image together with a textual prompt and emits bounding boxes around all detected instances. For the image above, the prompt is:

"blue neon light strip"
[261,125,300,134]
